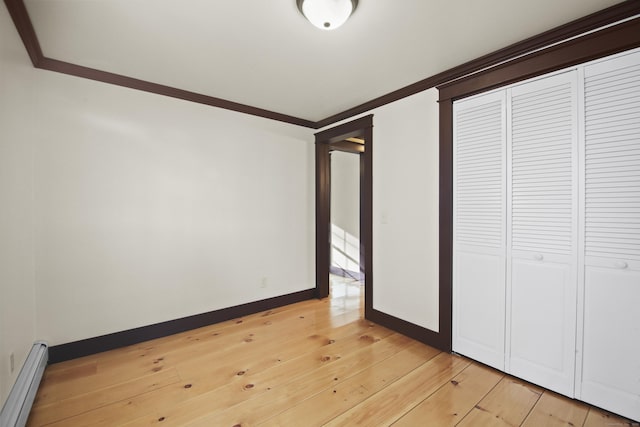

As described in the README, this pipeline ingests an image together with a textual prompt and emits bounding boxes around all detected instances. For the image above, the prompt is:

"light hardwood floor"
[27,276,637,426]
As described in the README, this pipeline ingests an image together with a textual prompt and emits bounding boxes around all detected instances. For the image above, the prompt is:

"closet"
[453,48,640,421]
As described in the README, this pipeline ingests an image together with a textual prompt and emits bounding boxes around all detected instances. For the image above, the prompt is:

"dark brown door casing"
[314,115,373,318]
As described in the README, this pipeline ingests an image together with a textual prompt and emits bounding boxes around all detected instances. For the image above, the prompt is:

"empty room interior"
[1,0,639,425]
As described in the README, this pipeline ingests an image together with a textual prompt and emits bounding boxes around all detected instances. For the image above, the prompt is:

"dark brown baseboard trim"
[48,288,316,364]
[366,308,450,353]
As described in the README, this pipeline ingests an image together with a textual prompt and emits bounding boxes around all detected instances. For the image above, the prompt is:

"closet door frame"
[438,15,640,353]
[441,22,640,419]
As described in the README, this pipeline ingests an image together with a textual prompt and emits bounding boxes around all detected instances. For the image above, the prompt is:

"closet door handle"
[534,254,544,261]
[613,261,628,269]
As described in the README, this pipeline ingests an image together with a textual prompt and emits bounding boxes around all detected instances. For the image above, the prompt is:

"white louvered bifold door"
[453,91,507,370]
[580,49,640,421]
[506,71,579,397]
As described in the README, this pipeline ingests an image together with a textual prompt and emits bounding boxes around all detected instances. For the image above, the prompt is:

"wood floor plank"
[457,376,543,427]
[42,299,320,372]
[181,334,420,426]
[44,296,329,380]
[34,356,168,407]
[30,312,380,425]
[522,391,589,427]
[583,408,639,427]
[392,362,504,427]
[247,342,443,427]
[27,278,633,427]
[172,318,378,381]
[40,360,98,383]
[99,301,330,366]
[139,332,420,426]
[321,352,470,426]
[27,367,181,426]
[33,300,355,406]
[163,320,392,412]
[36,388,168,427]
[33,320,384,425]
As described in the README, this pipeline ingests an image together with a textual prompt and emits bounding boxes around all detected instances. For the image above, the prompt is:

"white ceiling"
[24,0,623,122]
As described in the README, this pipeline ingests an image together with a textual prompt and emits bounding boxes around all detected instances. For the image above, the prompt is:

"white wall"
[32,75,315,346]
[372,89,440,331]
[318,89,440,332]
[331,151,360,239]
[1,1,439,406]
[330,151,360,273]
[0,4,37,405]
[0,4,315,356]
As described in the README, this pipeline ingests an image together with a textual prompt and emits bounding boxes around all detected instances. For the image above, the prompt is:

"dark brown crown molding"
[4,0,640,129]
[438,17,640,101]
[315,0,640,128]
[4,0,42,66]
[3,0,316,128]
[437,11,640,354]
[38,58,316,128]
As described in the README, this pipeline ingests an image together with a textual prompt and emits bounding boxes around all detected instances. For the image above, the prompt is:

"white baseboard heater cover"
[0,341,48,427]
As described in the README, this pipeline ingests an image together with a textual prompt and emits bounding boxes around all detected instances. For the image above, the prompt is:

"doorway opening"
[330,149,362,282]
[314,115,373,319]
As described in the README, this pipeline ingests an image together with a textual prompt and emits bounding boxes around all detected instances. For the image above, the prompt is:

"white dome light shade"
[297,0,358,30]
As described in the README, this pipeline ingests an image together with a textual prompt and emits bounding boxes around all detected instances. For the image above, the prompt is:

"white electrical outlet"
[260,277,268,288]
[10,352,14,373]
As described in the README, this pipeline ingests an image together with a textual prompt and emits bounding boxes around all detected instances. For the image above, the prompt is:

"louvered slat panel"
[580,53,640,418]
[454,98,504,249]
[453,91,506,370]
[585,60,640,261]
[511,78,575,255]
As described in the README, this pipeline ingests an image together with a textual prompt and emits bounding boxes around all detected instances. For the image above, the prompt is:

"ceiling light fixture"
[296,0,358,31]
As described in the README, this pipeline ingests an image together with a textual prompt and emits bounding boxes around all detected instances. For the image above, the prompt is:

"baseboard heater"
[0,341,48,427]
